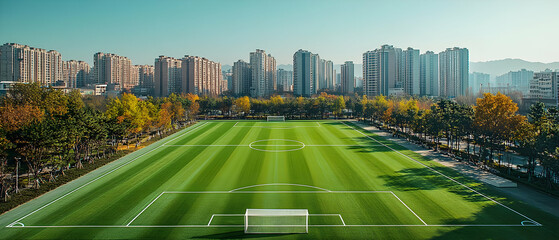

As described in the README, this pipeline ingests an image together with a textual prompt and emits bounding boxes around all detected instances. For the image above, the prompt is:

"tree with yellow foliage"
[474,92,526,164]
[233,96,250,117]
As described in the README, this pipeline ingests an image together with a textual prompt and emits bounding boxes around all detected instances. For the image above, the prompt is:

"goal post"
[245,209,309,234]
[267,116,285,122]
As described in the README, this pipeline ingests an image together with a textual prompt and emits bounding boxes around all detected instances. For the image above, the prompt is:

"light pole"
[15,157,20,193]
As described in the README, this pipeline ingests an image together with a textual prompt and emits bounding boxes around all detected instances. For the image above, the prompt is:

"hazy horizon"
[1,0,558,66]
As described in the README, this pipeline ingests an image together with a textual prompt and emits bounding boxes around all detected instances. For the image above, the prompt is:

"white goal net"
[267,116,285,122]
[245,209,308,234]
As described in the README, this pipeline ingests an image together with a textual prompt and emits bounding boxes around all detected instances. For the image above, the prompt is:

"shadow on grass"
[193,231,297,239]
[428,203,558,239]
[379,166,490,203]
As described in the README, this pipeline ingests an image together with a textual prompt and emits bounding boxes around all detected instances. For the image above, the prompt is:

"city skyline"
[1,0,558,66]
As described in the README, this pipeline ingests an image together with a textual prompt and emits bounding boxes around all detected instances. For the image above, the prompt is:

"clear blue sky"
[1,0,557,66]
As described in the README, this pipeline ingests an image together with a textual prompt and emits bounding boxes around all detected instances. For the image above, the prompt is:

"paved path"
[352,121,559,218]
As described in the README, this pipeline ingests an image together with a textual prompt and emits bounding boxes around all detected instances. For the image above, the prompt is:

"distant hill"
[222,64,232,72]
[470,59,559,77]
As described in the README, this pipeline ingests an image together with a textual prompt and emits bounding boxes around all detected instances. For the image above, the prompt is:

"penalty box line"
[233,122,321,128]
[341,121,542,226]
[7,224,540,228]
[208,213,346,226]
[163,144,385,147]
[125,190,422,227]
[6,122,211,228]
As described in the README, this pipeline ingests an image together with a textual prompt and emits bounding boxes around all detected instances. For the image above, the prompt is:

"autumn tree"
[474,93,526,164]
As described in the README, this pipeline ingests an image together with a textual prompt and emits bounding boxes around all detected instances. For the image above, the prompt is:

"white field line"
[339,214,346,226]
[6,122,209,228]
[126,192,165,226]
[162,122,209,146]
[164,191,393,194]
[341,121,542,226]
[229,183,332,192]
[165,145,245,147]
[309,213,346,225]
[208,214,245,226]
[233,122,239,127]
[390,192,427,226]
[163,144,383,147]
[7,224,538,228]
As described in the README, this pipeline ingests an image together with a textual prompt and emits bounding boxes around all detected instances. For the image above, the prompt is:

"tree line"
[1,84,558,206]
[0,83,197,203]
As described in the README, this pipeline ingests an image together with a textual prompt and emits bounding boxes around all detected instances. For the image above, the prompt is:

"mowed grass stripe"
[19,123,213,226]
[2,120,552,240]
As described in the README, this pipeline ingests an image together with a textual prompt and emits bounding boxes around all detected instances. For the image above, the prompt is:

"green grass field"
[1,120,558,239]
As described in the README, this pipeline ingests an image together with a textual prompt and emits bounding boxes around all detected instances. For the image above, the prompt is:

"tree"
[332,96,345,118]
[233,96,250,117]
[474,93,526,165]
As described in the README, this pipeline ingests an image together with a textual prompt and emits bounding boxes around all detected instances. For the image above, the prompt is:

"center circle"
[249,139,305,152]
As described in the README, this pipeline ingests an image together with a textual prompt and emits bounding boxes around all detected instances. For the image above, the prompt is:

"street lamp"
[14,157,21,193]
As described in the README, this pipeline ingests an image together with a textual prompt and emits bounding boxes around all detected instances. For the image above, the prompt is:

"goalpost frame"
[266,116,286,122]
[244,209,309,234]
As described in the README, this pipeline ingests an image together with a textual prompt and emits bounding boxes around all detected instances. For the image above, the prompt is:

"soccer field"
[1,120,558,239]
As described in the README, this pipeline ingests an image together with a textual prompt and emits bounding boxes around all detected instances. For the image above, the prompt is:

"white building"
[439,47,469,97]
[362,45,402,97]
[0,43,63,86]
[250,49,276,97]
[529,71,558,105]
[93,52,132,90]
[420,51,438,96]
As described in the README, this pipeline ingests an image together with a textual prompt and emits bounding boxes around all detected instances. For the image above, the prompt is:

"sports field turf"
[1,120,558,239]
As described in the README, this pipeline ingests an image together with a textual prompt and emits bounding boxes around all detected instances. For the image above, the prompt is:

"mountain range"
[470,59,559,77]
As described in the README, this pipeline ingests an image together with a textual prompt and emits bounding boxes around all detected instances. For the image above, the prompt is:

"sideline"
[2,122,209,227]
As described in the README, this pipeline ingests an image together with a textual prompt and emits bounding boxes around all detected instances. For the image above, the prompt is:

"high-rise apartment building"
[182,55,222,96]
[341,61,354,94]
[128,65,140,90]
[496,69,533,95]
[93,52,132,90]
[137,65,154,89]
[439,47,469,97]
[293,49,319,97]
[249,49,276,97]
[469,72,491,94]
[232,60,251,96]
[154,56,182,97]
[529,71,558,105]
[420,51,438,96]
[363,45,402,97]
[317,59,334,90]
[277,68,293,92]
[0,43,63,86]
[402,48,420,95]
[63,60,90,88]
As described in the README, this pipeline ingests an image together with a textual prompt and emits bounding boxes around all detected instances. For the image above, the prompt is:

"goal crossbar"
[266,116,285,122]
